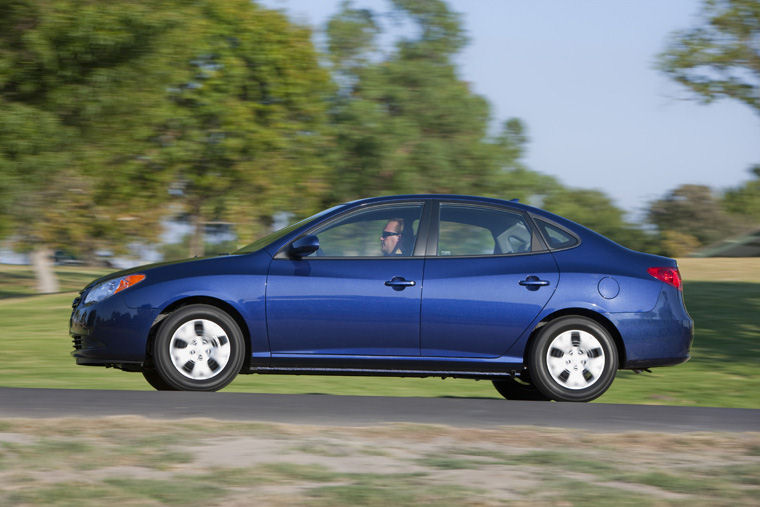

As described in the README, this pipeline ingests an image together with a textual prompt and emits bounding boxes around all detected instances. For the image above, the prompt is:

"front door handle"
[519,275,550,290]
[385,276,416,291]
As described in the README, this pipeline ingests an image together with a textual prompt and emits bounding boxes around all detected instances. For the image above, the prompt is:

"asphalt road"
[1,387,758,432]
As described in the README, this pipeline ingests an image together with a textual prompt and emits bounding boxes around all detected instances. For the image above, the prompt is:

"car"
[70,194,693,401]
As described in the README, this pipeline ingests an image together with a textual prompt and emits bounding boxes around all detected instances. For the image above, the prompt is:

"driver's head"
[380,218,405,256]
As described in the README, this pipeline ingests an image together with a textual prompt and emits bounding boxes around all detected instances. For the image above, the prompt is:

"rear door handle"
[385,276,416,291]
[519,275,550,289]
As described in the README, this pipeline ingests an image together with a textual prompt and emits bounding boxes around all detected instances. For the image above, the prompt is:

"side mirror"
[289,235,319,259]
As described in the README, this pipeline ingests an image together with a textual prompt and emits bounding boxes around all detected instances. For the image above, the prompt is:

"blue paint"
[71,194,693,385]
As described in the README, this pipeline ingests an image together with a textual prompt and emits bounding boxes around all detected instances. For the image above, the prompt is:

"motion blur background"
[0,0,758,407]
[1,0,758,287]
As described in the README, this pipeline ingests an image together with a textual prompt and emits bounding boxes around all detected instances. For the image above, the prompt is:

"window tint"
[437,204,532,256]
[309,204,423,257]
[535,219,579,250]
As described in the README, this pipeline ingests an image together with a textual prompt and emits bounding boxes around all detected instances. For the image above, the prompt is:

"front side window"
[437,204,533,256]
[308,203,424,257]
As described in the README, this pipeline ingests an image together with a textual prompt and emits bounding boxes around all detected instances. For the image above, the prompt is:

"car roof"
[345,194,525,208]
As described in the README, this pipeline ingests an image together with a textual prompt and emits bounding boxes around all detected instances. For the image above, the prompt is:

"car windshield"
[233,205,345,254]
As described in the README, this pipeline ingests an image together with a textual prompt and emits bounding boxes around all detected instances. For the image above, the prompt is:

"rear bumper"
[611,289,693,369]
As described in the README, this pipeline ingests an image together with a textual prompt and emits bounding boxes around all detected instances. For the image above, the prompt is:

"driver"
[380,218,406,256]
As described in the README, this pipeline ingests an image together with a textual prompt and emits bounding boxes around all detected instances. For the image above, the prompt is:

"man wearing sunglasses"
[380,218,406,256]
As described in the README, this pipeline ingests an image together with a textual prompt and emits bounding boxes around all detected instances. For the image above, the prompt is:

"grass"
[0,259,758,407]
[1,417,759,506]
[0,265,111,299]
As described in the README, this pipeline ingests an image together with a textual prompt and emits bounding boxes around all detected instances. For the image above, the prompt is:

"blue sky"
[262,0,759,219]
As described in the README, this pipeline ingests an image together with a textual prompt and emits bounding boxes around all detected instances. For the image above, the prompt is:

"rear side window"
[535,219,579,250]
[437,204,533,256]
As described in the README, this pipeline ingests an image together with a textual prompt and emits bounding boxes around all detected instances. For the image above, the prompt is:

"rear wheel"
[528,316,618,402]
[492,376,549,401]
[150,304,245,391]
[141,367,176,391]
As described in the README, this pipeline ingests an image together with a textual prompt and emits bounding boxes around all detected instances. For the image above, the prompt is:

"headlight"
[84,274,146,305]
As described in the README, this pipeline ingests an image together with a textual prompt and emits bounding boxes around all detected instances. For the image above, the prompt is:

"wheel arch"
[146,296,252,372]
[525,308,626,368]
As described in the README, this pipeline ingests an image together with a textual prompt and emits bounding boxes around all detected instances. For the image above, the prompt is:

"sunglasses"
[381,231,401,238]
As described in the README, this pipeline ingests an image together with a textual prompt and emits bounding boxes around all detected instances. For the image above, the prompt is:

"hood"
[82,253,247,291]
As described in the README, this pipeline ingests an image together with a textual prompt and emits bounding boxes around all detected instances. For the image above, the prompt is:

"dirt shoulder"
[1,416,758,505]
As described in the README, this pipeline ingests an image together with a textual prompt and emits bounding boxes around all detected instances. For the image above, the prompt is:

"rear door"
[420,202,559,357]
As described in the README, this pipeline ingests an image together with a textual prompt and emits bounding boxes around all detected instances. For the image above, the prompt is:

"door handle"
[519,276,550,290]
[385,276,416,291]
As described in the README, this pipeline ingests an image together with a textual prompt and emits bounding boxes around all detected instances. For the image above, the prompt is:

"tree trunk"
[31,247,60,294]
[189,215,205,258]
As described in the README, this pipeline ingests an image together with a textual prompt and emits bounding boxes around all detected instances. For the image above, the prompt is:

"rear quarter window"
[535,219,579,250]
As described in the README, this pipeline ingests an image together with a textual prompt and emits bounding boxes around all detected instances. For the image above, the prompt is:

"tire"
[151,304,245,391]
[528,316,618,402]
[492,376,549,401]
[141,367,177,391]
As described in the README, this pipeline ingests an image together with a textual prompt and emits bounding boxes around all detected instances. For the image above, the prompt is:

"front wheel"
[528,317,618,402]
[141,367,177,391]
[150,304,245,391]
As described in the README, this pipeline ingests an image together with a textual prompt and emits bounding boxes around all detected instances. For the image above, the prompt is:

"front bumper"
[70,292,158,367]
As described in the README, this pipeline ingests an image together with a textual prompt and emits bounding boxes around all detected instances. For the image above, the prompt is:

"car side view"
[70,195,693,402]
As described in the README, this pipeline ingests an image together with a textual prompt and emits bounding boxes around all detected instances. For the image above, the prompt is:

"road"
[1,387,758,432]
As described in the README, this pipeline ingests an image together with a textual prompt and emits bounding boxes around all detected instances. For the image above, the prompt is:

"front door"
[266,202,426,357]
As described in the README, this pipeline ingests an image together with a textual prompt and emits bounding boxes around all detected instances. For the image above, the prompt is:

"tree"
[323,0,653,251]
[648,184,747,247]
[152,1,333,256]
[541,188,658,252]
[658,0,760,250]
[0,0,190,291]
[0,0,334,291]
[722,165,760,220]
[658,0,760,115]
[324,0,556,204]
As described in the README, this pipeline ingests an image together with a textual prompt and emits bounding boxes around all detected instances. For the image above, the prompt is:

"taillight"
[647,267,682,290]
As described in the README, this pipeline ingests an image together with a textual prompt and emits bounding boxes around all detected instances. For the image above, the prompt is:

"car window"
[309,204,423,257]
[437,204,532,256]
[534,219,579,250]
[438,221,493,256]
[495,220,532,254]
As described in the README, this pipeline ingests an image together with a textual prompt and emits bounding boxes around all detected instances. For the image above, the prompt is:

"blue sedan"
[70,195,693,401]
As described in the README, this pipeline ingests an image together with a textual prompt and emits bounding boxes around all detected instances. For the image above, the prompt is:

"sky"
[261,0,759,219]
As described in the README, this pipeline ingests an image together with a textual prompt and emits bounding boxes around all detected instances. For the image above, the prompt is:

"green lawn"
[1,263,758,407]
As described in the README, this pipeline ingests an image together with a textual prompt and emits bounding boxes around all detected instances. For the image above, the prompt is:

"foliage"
[0,0,678,271]
[322,1,655,252]
[159,234,238,262]
[660,230,702,257]
[722,165,760,221]
[658,0,760,115]
[0,0,191,258]
[541,188,658,252]
[324,0,554,204]
[0,0,333,269]
[153,1,334,256]
[658,0,760,248]
[647,184,747,247]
